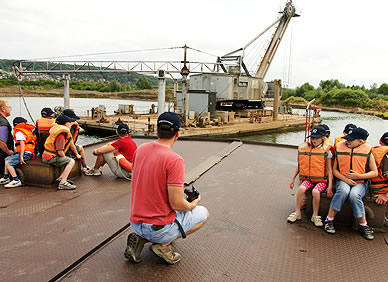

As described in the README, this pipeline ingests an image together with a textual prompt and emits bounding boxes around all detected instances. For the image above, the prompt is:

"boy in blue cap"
[85,123,137,179]
[325,127,378,240]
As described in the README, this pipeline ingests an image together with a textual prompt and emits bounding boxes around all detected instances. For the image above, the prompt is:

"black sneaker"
[324,219,335,234]
[359,225,374,240]
[124,233,148,263]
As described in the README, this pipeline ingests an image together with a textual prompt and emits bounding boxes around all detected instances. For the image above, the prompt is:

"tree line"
[281,79,388,112]
[0,76,156,92]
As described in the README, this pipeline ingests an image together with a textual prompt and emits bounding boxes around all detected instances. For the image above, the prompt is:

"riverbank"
[0,86,174,102]
[290,103,388,120]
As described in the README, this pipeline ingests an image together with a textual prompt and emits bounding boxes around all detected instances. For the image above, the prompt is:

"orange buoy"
[114,151,132,172]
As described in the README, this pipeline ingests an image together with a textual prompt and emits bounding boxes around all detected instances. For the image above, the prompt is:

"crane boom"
[255,1,298,79]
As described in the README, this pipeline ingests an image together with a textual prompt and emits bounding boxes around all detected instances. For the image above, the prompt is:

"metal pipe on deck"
[63,74,70,109]
[157,70,166,116]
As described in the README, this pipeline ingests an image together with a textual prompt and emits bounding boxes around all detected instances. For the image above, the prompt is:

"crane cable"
[16,78,35,125]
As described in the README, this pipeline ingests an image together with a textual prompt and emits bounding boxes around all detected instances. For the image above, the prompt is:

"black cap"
[344,123,357,134]
[117,123,129,134]
[13,117,27,127]
[343,127,369,141]
[308,126,326,138]
[321,124,330,133]
[157,112,181,131]
[63,109,80,120]
[41,107,55,116]
[380,132,388,145]
[56,114,76,125]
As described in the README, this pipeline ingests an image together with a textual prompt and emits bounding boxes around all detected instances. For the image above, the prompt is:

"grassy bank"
[289,103,388,120]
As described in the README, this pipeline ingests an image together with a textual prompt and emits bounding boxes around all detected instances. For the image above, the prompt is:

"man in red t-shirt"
[85,124,137,179]
[124,112,209,265]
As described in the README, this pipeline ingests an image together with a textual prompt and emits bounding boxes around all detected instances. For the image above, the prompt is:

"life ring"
[114,151,132,172]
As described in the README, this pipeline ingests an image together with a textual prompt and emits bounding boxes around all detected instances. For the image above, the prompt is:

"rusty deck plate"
[0,138,386,281]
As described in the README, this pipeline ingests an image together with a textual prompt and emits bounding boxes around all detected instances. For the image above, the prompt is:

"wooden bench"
[305,189,387,230]
[15,156,81,188]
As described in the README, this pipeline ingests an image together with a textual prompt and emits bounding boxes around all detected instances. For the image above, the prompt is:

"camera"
[184,185,200,202]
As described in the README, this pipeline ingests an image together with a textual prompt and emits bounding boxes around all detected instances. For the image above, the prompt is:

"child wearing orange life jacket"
[0,117,36,188]
[34,107,55,155]
[324,127,378,240]
[370,132,388,225]
[287,125,333,227]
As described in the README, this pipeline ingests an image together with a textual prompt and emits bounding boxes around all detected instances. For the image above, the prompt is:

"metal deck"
[0,138,386,281]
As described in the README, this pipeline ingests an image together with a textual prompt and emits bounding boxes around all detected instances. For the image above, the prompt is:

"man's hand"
[75,153,82,160]
[7,149,14,155]
[190,195,201,209]
[374,194,388,205]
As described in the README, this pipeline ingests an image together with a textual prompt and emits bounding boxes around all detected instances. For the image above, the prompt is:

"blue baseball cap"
[41,107,55,116]
[117,123,130,134]
[308,126,326,138]
[157,112,181,131]
[343,127,369,141]
[344,123,357,134]
[13,117,27,126]
[56,114,76,125]
[381,132,388,144]
[63,109,80,120]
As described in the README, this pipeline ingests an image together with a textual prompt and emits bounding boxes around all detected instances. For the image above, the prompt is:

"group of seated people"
[0,107,137,190]
[287,123,388,240]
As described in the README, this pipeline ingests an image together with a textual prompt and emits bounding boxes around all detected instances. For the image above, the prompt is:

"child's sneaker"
[0,177,10,185]
[81,166,91,174]
[58,181,76,190]
[287,212,301,223]
[324,219,335,234]
[359,225,374,240]
[4,179,22,188]
[311,215,323,227]
[84,168,102,176]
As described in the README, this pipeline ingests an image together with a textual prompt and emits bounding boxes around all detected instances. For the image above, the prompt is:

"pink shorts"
[301,180,327,193]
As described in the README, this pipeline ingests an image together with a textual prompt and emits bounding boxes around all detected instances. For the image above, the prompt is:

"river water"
[237,109,388,146]
[2,97,387,146]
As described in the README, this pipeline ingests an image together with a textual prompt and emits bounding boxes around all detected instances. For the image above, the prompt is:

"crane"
[190,0,299,111]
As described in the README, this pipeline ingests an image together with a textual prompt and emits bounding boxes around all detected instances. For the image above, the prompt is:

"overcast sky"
[1,0,387,88]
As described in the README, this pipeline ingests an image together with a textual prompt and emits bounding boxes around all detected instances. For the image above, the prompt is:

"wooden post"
[273,79,281,121]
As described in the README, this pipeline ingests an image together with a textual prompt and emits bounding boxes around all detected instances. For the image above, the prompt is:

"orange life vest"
[369,146,388,193]
[114,151,133,172]
[70,122,79,143]
[36,117,55,131]
[13,123,37,158]
[43,124,73,157]
[298,141,331,183]
[334,134,345,146]
[335,141,372,183]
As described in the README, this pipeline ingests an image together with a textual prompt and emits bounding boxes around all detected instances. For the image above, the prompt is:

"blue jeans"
[5,152,33,166]
[330,180,367,218]
[130,206,208,244]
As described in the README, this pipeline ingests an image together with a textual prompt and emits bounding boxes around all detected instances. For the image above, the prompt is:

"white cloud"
[1,0,387,88]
